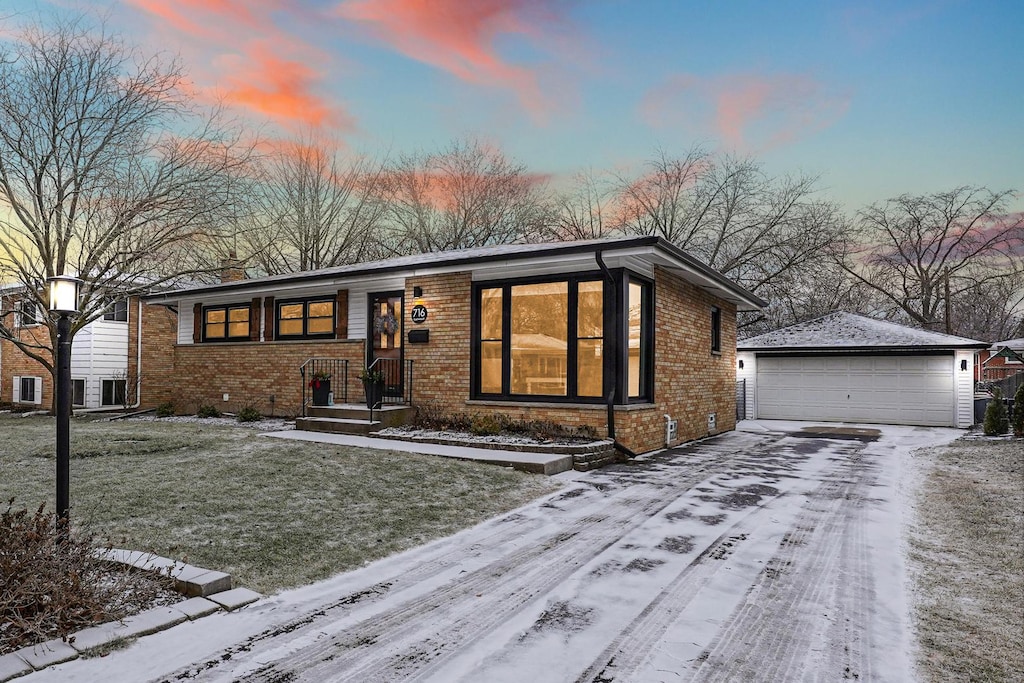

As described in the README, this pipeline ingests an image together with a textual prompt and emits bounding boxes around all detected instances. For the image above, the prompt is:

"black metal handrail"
[365,358,414,423]
[300,358,349,417]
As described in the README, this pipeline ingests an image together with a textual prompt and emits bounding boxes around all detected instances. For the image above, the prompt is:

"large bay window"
[473,272,652,403]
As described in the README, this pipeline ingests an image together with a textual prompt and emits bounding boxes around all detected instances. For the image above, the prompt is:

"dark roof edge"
[652,237,767,309]
[144,236,765,308]
[738,343,989,352]
[143,238,656,302]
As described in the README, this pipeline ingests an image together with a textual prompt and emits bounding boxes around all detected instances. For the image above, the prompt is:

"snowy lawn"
[907,437,1024,681]
[0,413,559,594]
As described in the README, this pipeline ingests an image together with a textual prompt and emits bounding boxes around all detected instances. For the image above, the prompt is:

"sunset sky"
[5,0,1023,212]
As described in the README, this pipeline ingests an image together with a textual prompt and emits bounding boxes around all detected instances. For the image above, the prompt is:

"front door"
[368,291,404,399]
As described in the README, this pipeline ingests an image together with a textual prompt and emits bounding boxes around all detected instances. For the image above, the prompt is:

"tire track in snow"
[689,442,876,682]
[188,433,787,682]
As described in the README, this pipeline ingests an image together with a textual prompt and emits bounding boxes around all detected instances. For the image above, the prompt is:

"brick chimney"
[220,252,245,283]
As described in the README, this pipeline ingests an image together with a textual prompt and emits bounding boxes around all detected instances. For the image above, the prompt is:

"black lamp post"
[47,275,81,539]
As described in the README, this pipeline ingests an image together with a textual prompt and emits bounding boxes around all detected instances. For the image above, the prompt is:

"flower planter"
[311,380,331,406]
[363,379,384,409]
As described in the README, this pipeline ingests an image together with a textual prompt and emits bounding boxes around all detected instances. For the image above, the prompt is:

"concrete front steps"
[294,403,415,435]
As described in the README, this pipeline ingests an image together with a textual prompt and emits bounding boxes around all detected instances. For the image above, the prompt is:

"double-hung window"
[104,299,128,322]
[276,299,335,339]
[203,304,250,341]
[102,379,126,406]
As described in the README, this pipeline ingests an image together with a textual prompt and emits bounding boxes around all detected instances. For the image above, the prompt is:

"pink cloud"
[335,0,574,121]
[125,0,354,132]
[640,72,851,151]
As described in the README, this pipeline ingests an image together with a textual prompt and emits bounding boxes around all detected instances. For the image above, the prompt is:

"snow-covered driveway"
[40,421,961,683]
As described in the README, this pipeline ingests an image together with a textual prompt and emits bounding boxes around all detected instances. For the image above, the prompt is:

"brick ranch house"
[138,237,765,454]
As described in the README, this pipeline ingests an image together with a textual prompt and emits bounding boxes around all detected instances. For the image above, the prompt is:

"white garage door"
[755,354,956,426]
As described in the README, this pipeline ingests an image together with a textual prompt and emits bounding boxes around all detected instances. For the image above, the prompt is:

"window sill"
[466,399,658,411]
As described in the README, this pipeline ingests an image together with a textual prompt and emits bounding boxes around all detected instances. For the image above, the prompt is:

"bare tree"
[0,14,252,399]
[547,170,618,241]
[948,265,1024,341]
[240,132,388,274]
[615,148,848,327]
[836,186,1024,333]
[375,139,553,254]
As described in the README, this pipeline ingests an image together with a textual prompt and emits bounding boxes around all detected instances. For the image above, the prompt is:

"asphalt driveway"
[37,421,962,683]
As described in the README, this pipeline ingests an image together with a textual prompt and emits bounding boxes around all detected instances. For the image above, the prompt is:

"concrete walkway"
[263,430,574,475]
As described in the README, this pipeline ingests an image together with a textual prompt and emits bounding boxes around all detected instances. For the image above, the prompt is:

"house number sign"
[410,304,428,324]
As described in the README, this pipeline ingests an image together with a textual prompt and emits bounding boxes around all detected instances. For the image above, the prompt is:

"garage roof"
[738,311,988,351]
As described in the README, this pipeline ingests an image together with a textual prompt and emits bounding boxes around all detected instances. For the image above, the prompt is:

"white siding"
[178,301,195,345]
[755,354,957,427]
[346,277,405,340]
[70,316,129,408]
[736,352,757,420]
[955,349,975,428]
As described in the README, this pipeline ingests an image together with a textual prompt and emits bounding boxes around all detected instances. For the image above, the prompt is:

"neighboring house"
[736,312,987,428]
[0,286,138,409]
[978,338,1024,381]
[139,236,766,454]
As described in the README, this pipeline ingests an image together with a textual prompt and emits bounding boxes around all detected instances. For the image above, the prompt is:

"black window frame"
[202,303,252,342]
[101,379,126,406]
[711,305,722,354]
[19,376,36,403]
[621,273,655,403]
[18,300,40,327]
[470,269,655,404]
[275,297,336,340]
[103,299,128,322]
[72,378,86,407]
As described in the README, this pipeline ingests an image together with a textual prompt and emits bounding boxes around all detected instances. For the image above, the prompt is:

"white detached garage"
[737,312,987,428]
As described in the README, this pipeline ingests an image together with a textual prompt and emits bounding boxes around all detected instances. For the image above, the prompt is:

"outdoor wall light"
[961,359,968,371]
[47,275,82,315]
[738,359,744,369]
[413,286,423,298]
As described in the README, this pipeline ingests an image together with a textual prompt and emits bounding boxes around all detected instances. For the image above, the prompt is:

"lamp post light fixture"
[47,275,82,539]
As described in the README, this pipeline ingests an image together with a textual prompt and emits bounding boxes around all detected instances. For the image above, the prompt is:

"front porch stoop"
[295,404,415,436]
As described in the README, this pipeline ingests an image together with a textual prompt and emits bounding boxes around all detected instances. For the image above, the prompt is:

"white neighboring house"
[737,312,988,428]
[69,299,131,409]
[2,286,132,409]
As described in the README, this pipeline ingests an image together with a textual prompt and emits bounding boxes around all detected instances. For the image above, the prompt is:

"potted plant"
[309,369,331,406]
[359,366,385,409]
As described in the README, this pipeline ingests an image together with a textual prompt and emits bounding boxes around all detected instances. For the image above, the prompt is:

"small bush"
[983,388,1009,436]
[470,414,504,436]
[0,500,175,654]
[237,406,261,423]
[1013,383,1024,438]
[196,404,222,419]
[155,402,175,418]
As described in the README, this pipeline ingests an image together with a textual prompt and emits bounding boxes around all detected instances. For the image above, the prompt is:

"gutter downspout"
[595,250,639,460]
[129,297,143,409]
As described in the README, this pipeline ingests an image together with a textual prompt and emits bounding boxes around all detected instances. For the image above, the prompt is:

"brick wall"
[403,273,472,410]
[0,325,53,408]
[399,267,737,454]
